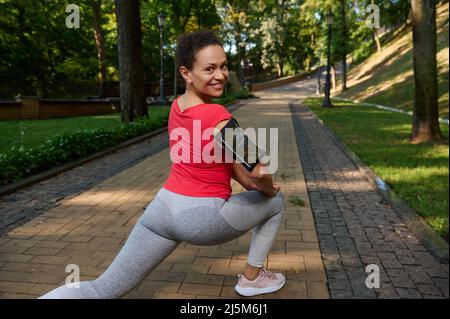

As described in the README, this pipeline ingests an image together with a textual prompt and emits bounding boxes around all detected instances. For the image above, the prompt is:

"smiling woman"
[39,29,286,299]
[176,31,229,109]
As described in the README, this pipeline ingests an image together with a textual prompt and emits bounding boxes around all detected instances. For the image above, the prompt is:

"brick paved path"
[0,133,168,237]
[272,79,448,299]
[0,94,328,299]
[1,78,448,299]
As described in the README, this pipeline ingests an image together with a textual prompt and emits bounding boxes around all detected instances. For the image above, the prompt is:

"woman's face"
[182,44,229,99]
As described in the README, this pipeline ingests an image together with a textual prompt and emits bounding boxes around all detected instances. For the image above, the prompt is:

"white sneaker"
[234,268,286,297]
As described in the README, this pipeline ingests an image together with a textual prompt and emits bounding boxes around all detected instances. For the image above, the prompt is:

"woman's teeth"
[209,83,223,89]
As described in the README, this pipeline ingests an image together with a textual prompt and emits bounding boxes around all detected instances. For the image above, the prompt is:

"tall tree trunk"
[340,0,347,91]
[92,0,107,85]
[235,22,245,85]
[16,0,28,95]
[115,0,147,123]
[172,0,193,98]
[410,0,444,143]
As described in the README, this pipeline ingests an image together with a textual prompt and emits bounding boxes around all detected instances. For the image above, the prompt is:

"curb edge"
[301,103,449,264]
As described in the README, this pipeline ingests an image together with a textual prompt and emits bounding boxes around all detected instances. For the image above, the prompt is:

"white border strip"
[332,97,449,126]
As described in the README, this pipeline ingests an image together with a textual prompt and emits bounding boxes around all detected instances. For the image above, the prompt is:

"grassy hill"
[335,1,449,119]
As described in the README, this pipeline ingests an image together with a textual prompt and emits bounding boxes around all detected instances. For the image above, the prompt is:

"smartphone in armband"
[215,118,266,172]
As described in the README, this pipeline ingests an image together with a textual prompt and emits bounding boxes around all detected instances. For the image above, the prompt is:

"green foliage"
[0,0,437,98]
[212,89,252,105]
[0,113,169,186]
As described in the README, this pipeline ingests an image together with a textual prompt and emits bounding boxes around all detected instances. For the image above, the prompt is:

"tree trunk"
[235,22,245,86]
[92,0,107,85]
[16,0,28,95]
[115,0,147,123]
[172,0,193,98]
[340,0,347,91]
[373,29,382,53]
[410,0,444,144]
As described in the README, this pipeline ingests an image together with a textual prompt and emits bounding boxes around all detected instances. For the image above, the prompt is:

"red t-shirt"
[162,97,234,200]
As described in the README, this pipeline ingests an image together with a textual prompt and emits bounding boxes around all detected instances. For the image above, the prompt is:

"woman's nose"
[215,69,226,80]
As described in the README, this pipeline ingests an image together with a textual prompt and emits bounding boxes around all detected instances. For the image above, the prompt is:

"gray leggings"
[39,187,285,299]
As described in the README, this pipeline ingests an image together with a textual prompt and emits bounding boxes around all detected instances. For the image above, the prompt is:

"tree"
[170,0,194,97]
[91,0,107,84]
[115,0,147,123]
[410,0,444,143]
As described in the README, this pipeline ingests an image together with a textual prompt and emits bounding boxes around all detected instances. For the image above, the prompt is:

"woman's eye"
[221,65,228,69]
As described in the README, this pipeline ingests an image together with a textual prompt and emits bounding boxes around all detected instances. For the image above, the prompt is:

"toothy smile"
[209,83,223,89]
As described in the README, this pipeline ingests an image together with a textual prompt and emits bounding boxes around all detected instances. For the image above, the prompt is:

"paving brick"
[178,283,222,296]
[152,292,196,299]
[404,265,433,284]
[395,288,423,299]
[148,270,186,282]
[307,281,330,299]
[0,270,30,282]
[194,256,230,268]
[0,238,11,246]
[184,273,225,286]
[24,247,62,256]
[138,280,181,293]
[416,283,444,296]
[0,281,34,294]
[0,293,36,299]
[27,283,56,296]
[24,272,65,285]
[208,265,243,277]
[165,253,196,264]
[0,253,35,263]
[197,248,232,258]
[29,255,70,265]
[34,241,70,250]
[122,288,154,299]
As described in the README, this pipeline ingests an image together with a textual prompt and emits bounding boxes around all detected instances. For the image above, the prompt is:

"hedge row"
[0,114,169,187]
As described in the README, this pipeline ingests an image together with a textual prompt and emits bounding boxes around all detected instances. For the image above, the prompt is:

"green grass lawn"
[0,105,171,154]
[0,91,251,155]
[304,97,449,238]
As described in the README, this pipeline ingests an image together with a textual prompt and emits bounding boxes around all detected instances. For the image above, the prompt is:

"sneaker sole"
[234,281,286,297]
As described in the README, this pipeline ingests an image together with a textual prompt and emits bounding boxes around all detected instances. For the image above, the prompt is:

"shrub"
[0,114,168,187]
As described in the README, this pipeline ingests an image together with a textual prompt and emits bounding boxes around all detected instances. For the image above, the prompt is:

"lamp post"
[155,12,167,105]
[322,9,334,108]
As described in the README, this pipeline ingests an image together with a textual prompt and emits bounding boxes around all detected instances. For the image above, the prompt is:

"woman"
[40,30,286,299]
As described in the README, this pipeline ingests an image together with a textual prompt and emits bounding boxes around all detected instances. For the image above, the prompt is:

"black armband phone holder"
[214,118,265,172]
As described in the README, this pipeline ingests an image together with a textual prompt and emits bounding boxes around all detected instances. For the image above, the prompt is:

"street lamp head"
[327,10,334,26]
[157,12,165,27]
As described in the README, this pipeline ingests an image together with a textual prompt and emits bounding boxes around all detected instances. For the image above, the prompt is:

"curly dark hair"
[175,30,223,70]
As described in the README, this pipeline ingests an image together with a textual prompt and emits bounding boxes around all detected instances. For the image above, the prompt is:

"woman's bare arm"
[231,161,253,190]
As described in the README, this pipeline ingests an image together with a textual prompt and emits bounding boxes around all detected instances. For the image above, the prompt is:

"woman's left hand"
[248,182,280,197]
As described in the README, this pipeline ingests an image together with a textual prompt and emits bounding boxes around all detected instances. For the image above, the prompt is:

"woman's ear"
[179,66,192,84]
